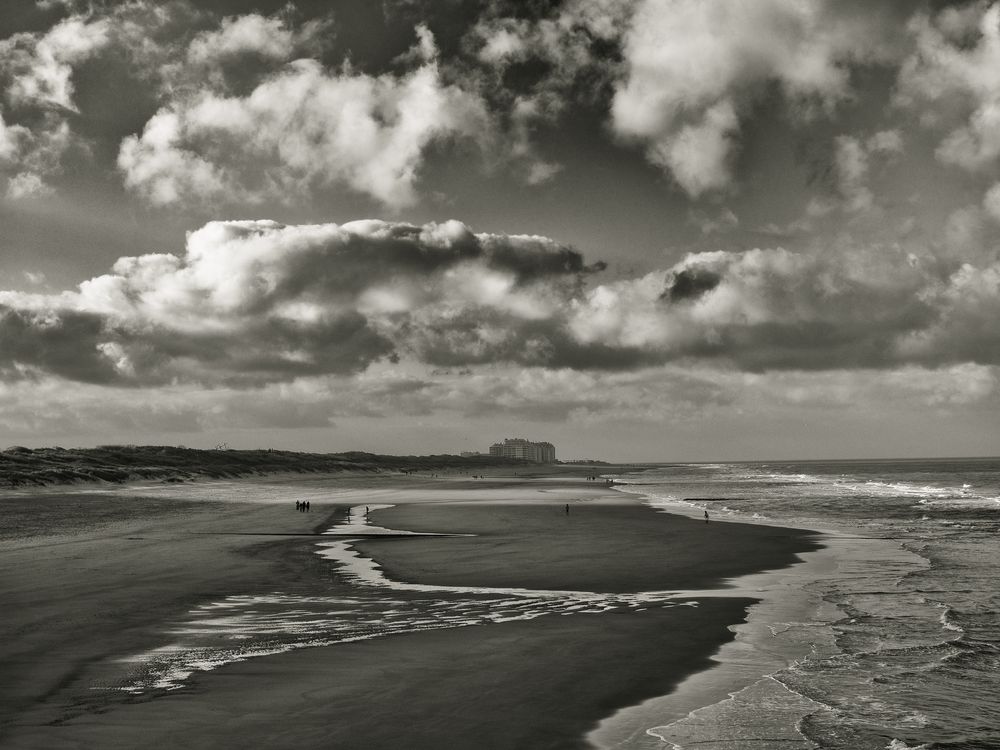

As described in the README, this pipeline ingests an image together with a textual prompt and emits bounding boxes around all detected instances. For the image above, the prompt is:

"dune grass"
[0,444,530,489]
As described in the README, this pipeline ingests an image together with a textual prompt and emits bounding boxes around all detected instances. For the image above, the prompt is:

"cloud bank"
[1,359,994,440]
[1,219,998,391]
[0,219,606,385]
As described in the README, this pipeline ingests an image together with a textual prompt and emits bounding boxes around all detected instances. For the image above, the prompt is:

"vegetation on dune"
[0,445,530,489]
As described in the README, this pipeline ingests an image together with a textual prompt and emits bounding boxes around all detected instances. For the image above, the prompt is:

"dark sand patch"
[357,503,821,593]
[0,492,215,542]
[0,493,344,735]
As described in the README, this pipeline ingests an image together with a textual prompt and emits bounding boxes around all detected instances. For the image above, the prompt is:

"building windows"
[488,438,555,463]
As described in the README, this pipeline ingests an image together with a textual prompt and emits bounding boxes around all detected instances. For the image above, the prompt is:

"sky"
[0,0,998,461]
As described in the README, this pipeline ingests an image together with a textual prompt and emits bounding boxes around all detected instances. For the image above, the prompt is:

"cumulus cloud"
[469,0,628,87]
[119,27,489,208]
[0,1,194,198]
[167,11,332,91]
[185,13,309,65]
[0,6,489,206]
[0,14,111,111]
[464,0,907,196]
[464,1,630,183]
[610,0,899,196]
[658,100,739,197]
[898,3,1000,171]
[0,13,110,196]
[0,219,606,385]
[568,244,1000,370]
[897,261,1000,364]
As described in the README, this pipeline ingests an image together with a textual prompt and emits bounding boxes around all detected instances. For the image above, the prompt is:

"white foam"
[321,504,446,536]
[588,480,927,750]
[586,536,849,749]
[645,676,827,749]
[934,602,965,633]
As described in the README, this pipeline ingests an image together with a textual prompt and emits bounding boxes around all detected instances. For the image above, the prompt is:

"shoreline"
[588,475,922,749]
[587,527,844,748]
[2,467,826,749]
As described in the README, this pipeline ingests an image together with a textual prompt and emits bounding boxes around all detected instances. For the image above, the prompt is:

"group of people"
[295,500,311,512]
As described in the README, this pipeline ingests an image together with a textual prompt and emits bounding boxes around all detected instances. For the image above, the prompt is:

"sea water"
[603,458,1000,750]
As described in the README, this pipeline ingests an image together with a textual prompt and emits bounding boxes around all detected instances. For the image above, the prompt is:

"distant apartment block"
[488,438,556,463]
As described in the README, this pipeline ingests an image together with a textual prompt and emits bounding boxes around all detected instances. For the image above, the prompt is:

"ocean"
[601,457,1000,750]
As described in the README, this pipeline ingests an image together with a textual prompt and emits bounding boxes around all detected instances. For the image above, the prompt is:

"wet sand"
[0,469,821,749]
[0,489,338,733]
[357,502,819,593]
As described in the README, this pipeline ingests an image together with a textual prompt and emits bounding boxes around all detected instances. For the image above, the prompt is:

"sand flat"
[357,502,819,593]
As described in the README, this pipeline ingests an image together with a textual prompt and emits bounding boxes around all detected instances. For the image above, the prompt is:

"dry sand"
[0,469,821,749]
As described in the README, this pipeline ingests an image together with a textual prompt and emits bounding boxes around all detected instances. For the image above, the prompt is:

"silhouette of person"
[296,500,301,511]
[306,501,311,512]
[565,503,569,514]
[704,510,709,522]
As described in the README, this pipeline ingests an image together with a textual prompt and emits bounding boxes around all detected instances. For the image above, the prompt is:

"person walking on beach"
[296,500,301,511]
[565,503,569,514]
[704,510,709,522]
[306,501,311,512]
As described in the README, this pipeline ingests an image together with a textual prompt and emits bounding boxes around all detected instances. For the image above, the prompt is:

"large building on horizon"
[488,438,556,463]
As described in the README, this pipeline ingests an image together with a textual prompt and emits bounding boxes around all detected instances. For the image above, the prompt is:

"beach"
[0,468,820,749]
